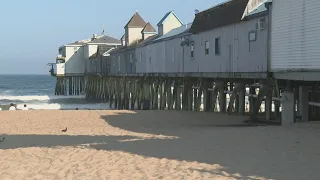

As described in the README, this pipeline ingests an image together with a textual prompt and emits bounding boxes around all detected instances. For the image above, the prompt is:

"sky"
[0,0,225,75]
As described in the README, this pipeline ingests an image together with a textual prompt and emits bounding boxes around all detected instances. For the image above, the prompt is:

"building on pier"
[188,0,269,79]
[109,11,184,75]
[50,34,121,77]
[107,0,270,77]
[51,0,320,125]
[49,33,121,95]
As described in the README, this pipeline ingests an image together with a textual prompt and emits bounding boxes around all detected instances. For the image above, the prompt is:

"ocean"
[0,75,110,110]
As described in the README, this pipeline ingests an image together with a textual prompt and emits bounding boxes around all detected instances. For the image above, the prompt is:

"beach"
[0,110,320,180]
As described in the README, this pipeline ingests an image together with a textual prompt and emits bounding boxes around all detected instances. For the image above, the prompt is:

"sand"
[0,110,320,180]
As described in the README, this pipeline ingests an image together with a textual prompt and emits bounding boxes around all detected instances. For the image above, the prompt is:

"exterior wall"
[149,42,166,73]
[163,13,183,35]
[83,44,98,59]
[126,27,144,46]
[64,46,85,74]
[158,25,164,36]
[125,49,136,74]
[182,35,199,73]
[58,46,66,57]
[110,51,126,74]
[271,0,320,71]
[164,37,184,73]
[142,33,156,40]
[189,15,268,73]
[135,46,148,73]
[54,63,65,75]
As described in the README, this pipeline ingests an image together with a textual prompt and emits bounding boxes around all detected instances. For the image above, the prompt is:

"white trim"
[65,44,83,47]
[102,47,116,57]
[86,43,121,45]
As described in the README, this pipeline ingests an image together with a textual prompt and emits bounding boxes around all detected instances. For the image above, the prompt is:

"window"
[112,56,115,67]
[139,52,142,63]
[256,18,266,30]
[118,56,121,71]
[248,31,257,52]
[129,54,133,63]
[172,46,175,62]
[249,31,257,42]
[215,38,221,55]
[205,41,209,55]
[191,43,194,58]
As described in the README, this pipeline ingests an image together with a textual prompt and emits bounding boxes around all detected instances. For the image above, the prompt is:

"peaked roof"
[89,35,121,44]
[157,11,183,26]
[89,45,116,59]
[245,0,271,17]
[155,23,192,42]
[141,22,156,33]
[190,0,249,34]
[125,12,147,28]
[121,34,125,41]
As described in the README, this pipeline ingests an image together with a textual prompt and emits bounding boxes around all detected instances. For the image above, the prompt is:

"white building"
[51,34,121,76]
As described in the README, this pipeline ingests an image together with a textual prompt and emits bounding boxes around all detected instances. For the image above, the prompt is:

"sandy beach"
[0,110,320,180]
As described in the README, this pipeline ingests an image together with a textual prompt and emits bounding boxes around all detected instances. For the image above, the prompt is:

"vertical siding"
[165,38,181,73]
[184,35,199,72]
[147,42,166,73]
[271,0,320,71]
[65,46,85,74]
[189,15,268,73]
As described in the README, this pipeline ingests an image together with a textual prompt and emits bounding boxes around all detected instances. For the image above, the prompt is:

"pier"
[49,0,320,126]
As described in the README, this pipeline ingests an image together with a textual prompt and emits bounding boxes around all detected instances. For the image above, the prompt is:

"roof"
[89,35,121,44]
[155,23,192,42]
[246,0,271,17]
[89,45,116,59]
[157,11,183,26]
[141,22,156,33]
[125,12,147,28]
[110,35,158,54]
[66,38,91,46]
[66,42,87,46]
[121,34,125,41]
[190,0,249,34]
[138,35,158,46]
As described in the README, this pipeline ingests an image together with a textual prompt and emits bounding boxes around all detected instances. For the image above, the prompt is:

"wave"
[0,95,86,101]
[15,103,110,110]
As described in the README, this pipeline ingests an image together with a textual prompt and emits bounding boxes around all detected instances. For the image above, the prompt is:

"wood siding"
[190,15,268,73]
[271,0,320,71]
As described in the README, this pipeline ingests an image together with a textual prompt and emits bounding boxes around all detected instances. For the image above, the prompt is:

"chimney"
[91,34,97,41]
[194,9,199,16]
[121,35,126,46]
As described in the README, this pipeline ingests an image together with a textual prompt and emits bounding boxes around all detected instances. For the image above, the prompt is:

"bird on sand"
[61,128,68,132]
[0,137,5,143]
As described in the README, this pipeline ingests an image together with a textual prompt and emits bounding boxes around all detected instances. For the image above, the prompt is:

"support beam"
[281,91,295,126]
[299,86,309,122]
[227,83,245,114]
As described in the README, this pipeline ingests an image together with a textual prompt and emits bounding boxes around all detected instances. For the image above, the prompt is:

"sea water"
[0,75,110,110]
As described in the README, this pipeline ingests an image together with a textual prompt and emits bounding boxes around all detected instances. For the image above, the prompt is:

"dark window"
[215,38,221,55]
[191,43,194,58]
[205,41,209,55]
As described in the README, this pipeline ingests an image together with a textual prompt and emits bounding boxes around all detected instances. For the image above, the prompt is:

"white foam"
[0,95,85,101]
[16,103,110,110]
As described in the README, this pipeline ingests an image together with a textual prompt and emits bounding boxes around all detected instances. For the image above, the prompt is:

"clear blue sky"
[0,0,224,75]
